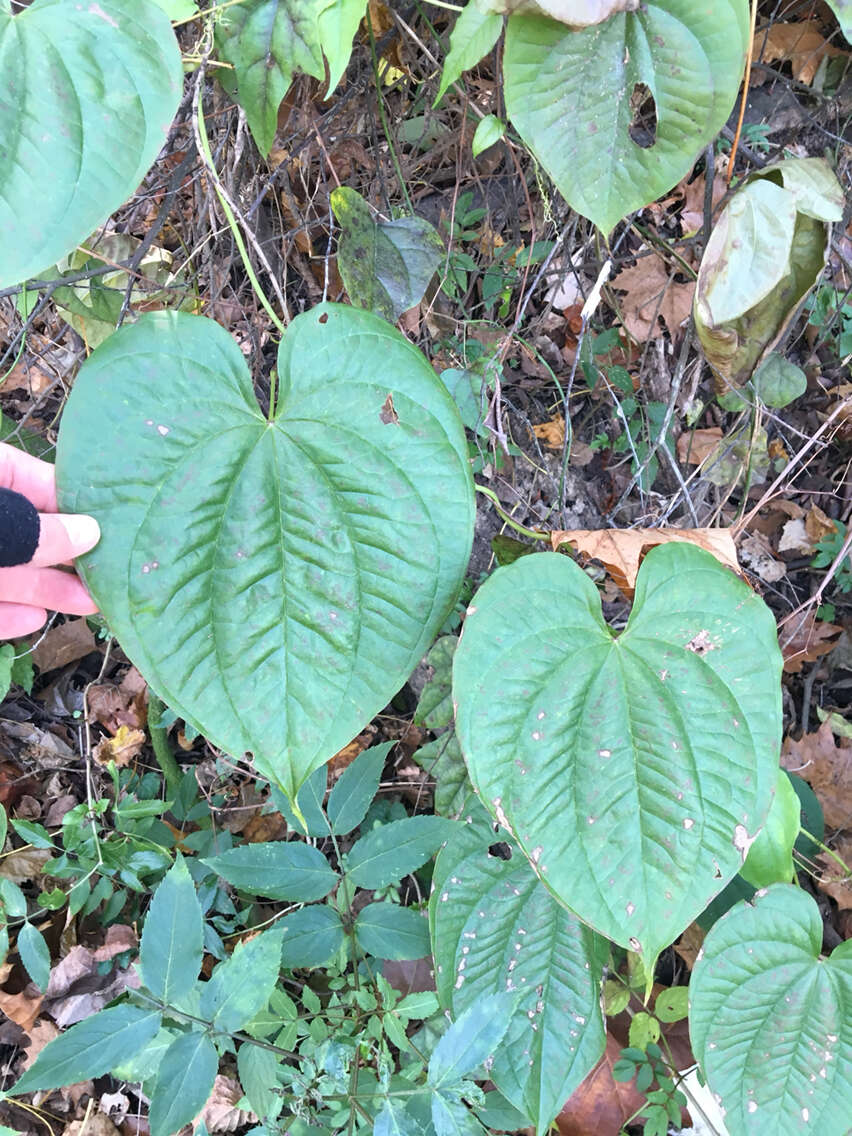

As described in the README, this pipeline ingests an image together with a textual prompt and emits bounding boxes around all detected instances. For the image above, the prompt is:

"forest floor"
[0,1,850,1134]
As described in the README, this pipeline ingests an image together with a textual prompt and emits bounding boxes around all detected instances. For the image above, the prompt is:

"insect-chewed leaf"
[690,885,852,1134]
[503,0,748,234]
[453,543,782,970]
[430,798,607,1131]
[0,0,182,288]
[56,304,474,801]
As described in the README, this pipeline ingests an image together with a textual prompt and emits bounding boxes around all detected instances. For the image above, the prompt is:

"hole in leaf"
[488,842,513,861]
[628,83,657,149]
[318,312,328,324]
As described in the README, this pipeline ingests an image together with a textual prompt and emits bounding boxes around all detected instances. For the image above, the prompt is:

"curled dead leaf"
[755,20,846,86]
[92,725,146,768]
[550,527,740,596]
[532,415,566,449]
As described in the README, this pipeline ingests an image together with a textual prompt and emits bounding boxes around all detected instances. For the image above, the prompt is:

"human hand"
[0,442,100,639]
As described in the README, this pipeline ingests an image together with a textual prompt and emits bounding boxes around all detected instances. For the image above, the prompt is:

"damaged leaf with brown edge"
[694,157,843,392]
[331,187,444,322]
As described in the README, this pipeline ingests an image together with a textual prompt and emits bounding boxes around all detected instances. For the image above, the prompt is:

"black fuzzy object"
[0,488,40,567]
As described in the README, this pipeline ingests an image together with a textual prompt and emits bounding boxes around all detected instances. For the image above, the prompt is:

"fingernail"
[59,514,101,552]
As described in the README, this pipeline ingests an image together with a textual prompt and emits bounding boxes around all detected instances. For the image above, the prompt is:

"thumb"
[30,513,101,567]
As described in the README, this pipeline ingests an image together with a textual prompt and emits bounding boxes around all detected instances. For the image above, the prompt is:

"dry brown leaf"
[63,1113,121,1136]
[778,518,812,555]
[781,721,852,830]
[680,169,728,236]
[676,427,723,465]
[816,835,852,910]
[553,1032,645,1136]
[674,922,706,971]
[550,527,740,597]
[780,610,842,673]
[0,985,43,1032]
[92,726,146,768]
[0,847,51,884]
[806,504,838,544]
[755,20,846,85]
[198,1076,255,1134]
[87,672,148,734]
[31,619,97,674]
[0,358,54,396]
[532,415,566,449]
[612,255,695,343]
[739,533,787,584]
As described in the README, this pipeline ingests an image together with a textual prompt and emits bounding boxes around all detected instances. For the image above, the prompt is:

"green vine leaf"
[690,885,852,1134]
[215,0,362,156]
[502,0,749,233]
[148,1031,218,1136]
[0,0,182,288]
[453,543,782,970]
[56,304,474,801]
[434,0,503,105]
[431,798,607,1131]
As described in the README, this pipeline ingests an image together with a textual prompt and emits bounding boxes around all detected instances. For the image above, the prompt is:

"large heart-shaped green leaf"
[56,304,474,799]
[690,885,852,1135]
[503,0,748,233]
[0,0,182,289]
[431,798,607,1133]
[453,543,782,968]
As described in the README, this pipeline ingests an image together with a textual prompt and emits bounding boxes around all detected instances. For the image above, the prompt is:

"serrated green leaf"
[346,816,454,889]
[432,1091,486,1136]
[0,0,182,288]
[374,1098,428,1136]
[354,902,431,960]
[327,742,392,835]
[201,926,284,1032]
[271,763,329,836]
[203,841,337,902]
[280,905,345,968]
[148,1031,217,1136]
[453,543,782,969]
[56,304,474,802]
[12,1006,162,1094]
[740,768,798,888]
[17,922,50,991]
[435,1,502,106]
[472,114,504,157]
[414,636,457,730]
[214,0,326,157]
[503,1,748,234]
[331,188,444,322]
[139,854,202,1003]
[238,1043,284,1122]
[111,1027,179,1083]
[428,992,515,1088]
[430,799,606,1131]
[690,884,852,1134]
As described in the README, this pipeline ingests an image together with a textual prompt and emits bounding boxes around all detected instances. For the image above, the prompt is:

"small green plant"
[806,283,852,359]
[812,519,852,593]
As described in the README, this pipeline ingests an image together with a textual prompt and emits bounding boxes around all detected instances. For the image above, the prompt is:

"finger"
[31,513,100,567]
[0,601,48,638]
[0,443,57,512]
[0,565,99,615]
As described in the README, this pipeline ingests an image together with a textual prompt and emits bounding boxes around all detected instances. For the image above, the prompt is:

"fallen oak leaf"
[611,254,695,343]
[781,720,852,830]
[549,527,740,597]
[754,20,847,86]
[779,610,842,673]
